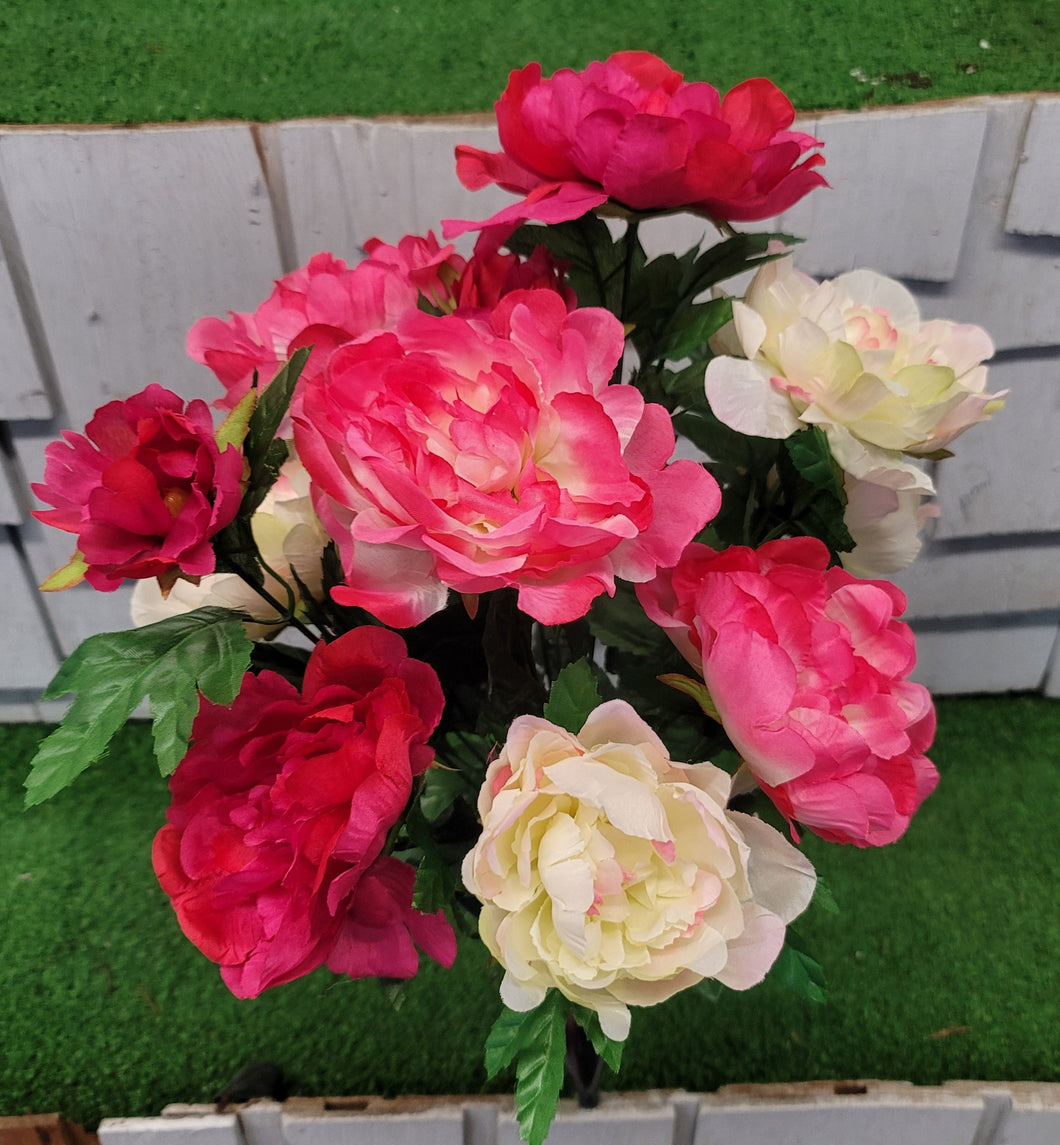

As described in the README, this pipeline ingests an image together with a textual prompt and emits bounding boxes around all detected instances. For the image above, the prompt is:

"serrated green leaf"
[784,426,845,501]
[484,1005,537,1079]
[513,993,568,1145]
[770,928,828,1004]
[569,1005,624,1073]
[25,607,251,804]
[411,851,451,914]
[657,297,734,361]
[691,977,725,1003]
[419,765,472,822]
[543,659,602,734]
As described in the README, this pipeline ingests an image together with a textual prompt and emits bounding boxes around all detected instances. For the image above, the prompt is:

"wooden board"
[1005,96,1060,237]
[0,124,284,428]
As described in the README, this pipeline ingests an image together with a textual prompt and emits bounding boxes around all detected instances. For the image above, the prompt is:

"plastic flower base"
[95,1082,1060,1145]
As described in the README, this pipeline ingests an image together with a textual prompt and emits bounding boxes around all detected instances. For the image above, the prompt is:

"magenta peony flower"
[32,384,243,592]
[293,289,721,627]
[152,626,454,998]
[638,537,937,847]
[444,51,826,237]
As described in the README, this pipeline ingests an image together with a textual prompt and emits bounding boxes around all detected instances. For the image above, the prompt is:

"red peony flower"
[638,538,937,847]
[152,626,454,998]
[293,289,721,628]
[444,51,826,237]
[32,384,243,592]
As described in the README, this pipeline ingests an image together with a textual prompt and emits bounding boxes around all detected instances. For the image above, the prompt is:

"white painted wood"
[261,117,510,269]
[931,352,1060,539]
[775,105,987,282]
[0,533,59,689]
[0,241,50,419]
[692,1100,983,1145]
[0,447,23,524]
[1004,1107,1060,1145]
[236,1102,285,1145]
[99,1117,241,1145]
[283,1108,464,1145]
[1004,97,1060,237]
[909,621,1057,694]
[497,1095,675,1144]
[906,99,1059,351]
[894,543,1060,620]
[0,124,284,427]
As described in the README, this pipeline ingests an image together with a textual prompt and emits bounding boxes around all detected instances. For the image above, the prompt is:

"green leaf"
[569,1005,624,1073]
[655,296,734,361]
[784,425,845,501]
[38,550,88,592]
[241,347,311,513]
[506,216,626,310]
[513,994,568,1145]
[543,658,602,734]
[587,579,670,656]
[418,764,473,822]
[779,427,856,555]
[770,928,828,1004]
[25,607,252,805]
[813,877,841,915]
[215,387,257,452]
[484,1005,537,1079]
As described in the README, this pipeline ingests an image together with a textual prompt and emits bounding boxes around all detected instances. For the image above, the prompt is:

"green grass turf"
[2,693,1059,1126]
[0,0,1056,125]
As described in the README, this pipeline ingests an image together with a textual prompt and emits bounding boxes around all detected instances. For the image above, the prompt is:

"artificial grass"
[2,693,1059,1126]
[0,0,1056,126]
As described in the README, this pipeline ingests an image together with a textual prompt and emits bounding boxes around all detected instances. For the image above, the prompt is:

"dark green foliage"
[23,608,251,804]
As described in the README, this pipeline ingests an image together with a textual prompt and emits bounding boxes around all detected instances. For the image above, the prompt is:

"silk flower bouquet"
[24,51,1003,1145]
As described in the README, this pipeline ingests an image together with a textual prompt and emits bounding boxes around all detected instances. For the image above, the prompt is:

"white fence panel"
[0,96,1058,710]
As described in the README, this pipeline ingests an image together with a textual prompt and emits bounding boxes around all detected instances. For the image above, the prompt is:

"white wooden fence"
[98,1082,1060,1145]
[1,94,1058,718]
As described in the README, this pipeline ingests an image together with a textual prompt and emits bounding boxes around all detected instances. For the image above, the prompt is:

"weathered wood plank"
[0,445,23,524]
[894,541,1060,620]
[906,98,1059,351]
[0,125,284,428]
[910,620,1057,694]
[1005,96,1060,237]
[260,117,510,269]
[0,241,50,419]
[776,104,987,282]
[932,351,1060,539]
[0,532,60,689]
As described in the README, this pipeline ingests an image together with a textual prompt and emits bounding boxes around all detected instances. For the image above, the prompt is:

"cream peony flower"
[704,257,1003,494]
[461,700,816,1040]
[839,474,940,579]
[131,455,327,640]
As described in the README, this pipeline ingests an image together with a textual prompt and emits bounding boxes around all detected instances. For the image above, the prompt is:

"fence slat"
[932,352,1060,539]
[0,532,59,688]
[776,105,988,282]
[1005,96,1060,237]
[0,243,50,419]
[0,125,284,428]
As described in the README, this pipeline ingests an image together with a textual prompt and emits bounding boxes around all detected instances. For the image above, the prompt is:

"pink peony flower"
[32,384,243,592]
[187,251,422,413]
[638,537,938,847]
[293,289,721,627]
[444,51,826,237]
[152,626,454,998]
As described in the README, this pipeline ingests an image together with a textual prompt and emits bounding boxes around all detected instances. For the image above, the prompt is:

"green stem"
[621,218,640,323]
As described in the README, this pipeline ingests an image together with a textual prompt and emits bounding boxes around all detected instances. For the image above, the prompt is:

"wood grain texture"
[1005,96,1060,237]
[0,125,284,427]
